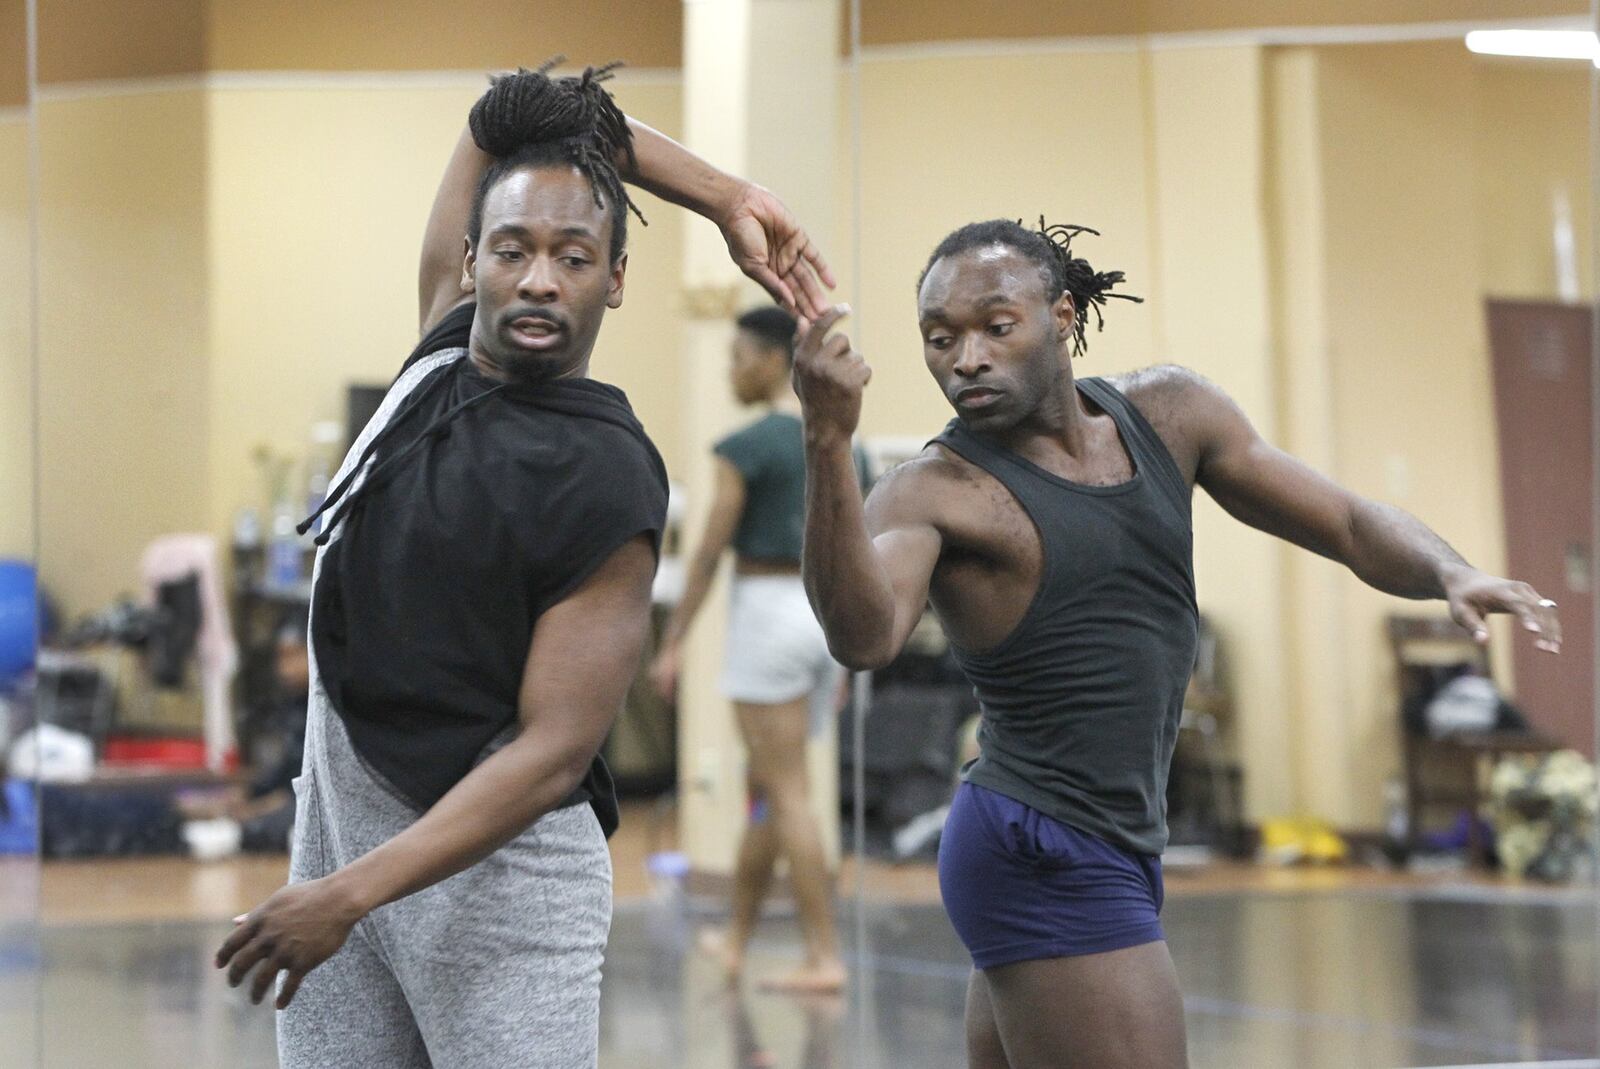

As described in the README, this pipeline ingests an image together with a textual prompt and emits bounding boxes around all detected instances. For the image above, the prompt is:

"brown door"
[1485,299,1594,753]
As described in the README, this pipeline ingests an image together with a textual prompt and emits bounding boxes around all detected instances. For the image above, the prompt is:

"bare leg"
[738,699,846,994]
[984,942,1188,1069]
[965,970,1012,1069]
[716,772,782,981]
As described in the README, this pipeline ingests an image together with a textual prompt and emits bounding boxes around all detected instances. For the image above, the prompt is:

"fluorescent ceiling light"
[1465,28,1599,65]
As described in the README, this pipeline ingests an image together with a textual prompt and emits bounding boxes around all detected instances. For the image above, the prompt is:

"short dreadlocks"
[918,218,1142,355]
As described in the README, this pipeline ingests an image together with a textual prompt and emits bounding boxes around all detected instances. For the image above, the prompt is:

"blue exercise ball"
[0,560,37,688]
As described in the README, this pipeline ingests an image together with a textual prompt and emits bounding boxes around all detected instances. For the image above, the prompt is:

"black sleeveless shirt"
[309,303,668,837]
[933,376,1197,855]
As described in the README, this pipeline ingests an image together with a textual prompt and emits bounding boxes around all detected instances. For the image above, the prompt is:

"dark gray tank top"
[933,376,1197,855]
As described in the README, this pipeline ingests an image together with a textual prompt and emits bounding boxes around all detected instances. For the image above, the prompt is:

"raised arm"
[218,534,657,1008]
[1177,370,1562,652]
[418,98,838,334]
[795,308,942,670]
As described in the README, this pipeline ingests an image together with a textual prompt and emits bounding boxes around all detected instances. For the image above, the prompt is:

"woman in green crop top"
[650,306,853,994]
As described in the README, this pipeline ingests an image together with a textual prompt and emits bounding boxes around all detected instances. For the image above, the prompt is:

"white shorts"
[720,574,845,734]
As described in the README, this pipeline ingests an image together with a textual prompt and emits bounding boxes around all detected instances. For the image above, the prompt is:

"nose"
[517,255,561,303]
[951,337,991,379]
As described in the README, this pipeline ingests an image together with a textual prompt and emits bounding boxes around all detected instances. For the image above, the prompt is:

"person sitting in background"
[650,306,866,994]
[179,615,307,854]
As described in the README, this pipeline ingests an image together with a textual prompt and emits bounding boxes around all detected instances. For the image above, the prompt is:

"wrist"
[804,425,854,452]
[707,177,749,230]
[1435,559,1476,596]
[323,865,381,920]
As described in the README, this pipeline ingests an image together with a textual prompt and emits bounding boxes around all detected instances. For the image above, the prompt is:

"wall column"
[677,0,841,876]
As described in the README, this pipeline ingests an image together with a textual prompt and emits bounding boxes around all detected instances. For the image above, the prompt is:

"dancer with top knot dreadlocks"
[792,218,1563,1069]
[214,61,834,1069]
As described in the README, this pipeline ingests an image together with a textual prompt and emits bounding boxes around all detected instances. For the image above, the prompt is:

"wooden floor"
[7,799,1576,928]
[6,804,1594,1069]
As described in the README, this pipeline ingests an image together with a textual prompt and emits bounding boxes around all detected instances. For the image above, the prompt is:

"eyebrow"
[484,223,601,243]
[919,293,1015,326]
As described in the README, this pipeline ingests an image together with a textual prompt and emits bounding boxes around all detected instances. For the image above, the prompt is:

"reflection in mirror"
[27,1,861,1066]
[838,6,1598,1069]
[0,0,40,1064]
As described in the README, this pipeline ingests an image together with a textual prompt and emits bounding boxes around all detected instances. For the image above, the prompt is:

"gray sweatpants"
[276,698,612,1068]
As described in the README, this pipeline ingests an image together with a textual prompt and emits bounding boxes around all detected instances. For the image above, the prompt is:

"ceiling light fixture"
[1465,28,1600,66]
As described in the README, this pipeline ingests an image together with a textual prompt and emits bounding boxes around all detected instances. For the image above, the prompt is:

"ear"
[606,251,628,310]
[461,237,476,292]
[1053,292,1077,347]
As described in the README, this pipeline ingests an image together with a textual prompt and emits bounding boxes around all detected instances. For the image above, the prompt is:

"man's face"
[729,330,785,405]
[466,165,626,382]
[917,245,1074,433]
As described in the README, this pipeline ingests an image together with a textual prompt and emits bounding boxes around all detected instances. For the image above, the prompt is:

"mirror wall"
[22,1,861,1066]
[841,3,1599,1068]
[1,0,39,1065]
[16,0,1600,1067]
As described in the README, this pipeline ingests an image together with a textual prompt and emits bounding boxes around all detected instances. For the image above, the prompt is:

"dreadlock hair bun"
[469,58,635,169]
[464,57,646,262]
[918,217,1143,356]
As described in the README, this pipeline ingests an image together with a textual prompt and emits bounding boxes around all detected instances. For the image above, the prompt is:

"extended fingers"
[785,258,832,320]
[249,951,285,1005]
[798,305,851,354]
[743,261,798,313]
[216,915,257,969]
[1451,600,1489,644]
[1528,592,1563,653]
[226,931,274,988]
[276,968,305,1011]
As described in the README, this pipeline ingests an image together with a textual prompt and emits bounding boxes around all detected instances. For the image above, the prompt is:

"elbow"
[826,635,897,673]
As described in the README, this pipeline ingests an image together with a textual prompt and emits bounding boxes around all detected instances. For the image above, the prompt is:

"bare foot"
[696,927,744,984]
[757,959,847,995]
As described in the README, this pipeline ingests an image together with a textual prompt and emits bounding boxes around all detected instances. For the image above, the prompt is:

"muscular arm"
[1172,368,1561,649]
[418,109,836,333]
[794,307,941,670]
[804,442,942,670]
[219,535,657,1006]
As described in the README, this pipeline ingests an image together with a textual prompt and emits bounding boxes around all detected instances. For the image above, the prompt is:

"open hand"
[216,878,363,1009]
[719,183,836,320]
[793,305,870,443]
[1443,566,1563,653]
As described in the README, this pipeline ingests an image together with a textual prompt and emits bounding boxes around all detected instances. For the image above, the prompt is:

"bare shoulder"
[865,444,985,526]
[1107,363,1218,408]
[1104,364,1246,477]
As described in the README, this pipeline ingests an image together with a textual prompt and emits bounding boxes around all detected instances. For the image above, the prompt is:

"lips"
[506,314,566,351]
[954,386,1002,409]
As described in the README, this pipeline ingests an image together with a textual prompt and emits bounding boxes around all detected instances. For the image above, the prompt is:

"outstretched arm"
[217,534,657,1008]
[795,308,942,670]
[1180,370,1562,652]
[418,110,837,333]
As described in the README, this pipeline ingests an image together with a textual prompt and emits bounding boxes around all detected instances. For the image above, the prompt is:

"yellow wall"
[853,46,1312,817]
[35,90,211,617]
[204,75,688,544]
[23,35,1592,827]
[1475,62,1595,299]
[0,117,33,561]
[853,40,1590,826]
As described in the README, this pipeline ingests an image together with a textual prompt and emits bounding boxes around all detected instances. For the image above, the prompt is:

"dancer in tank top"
[793,218,1563,1069]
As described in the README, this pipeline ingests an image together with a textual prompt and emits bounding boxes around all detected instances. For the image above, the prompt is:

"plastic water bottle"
[303,421,342,540]
[266,499,301,591]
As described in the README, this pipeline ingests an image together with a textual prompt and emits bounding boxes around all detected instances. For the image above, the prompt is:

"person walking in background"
[650,306,865,994]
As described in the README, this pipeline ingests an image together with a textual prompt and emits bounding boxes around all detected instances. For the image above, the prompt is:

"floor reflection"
[12,887,1598,1068]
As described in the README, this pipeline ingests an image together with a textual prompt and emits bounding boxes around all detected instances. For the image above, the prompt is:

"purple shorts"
[937,782,1165,970]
